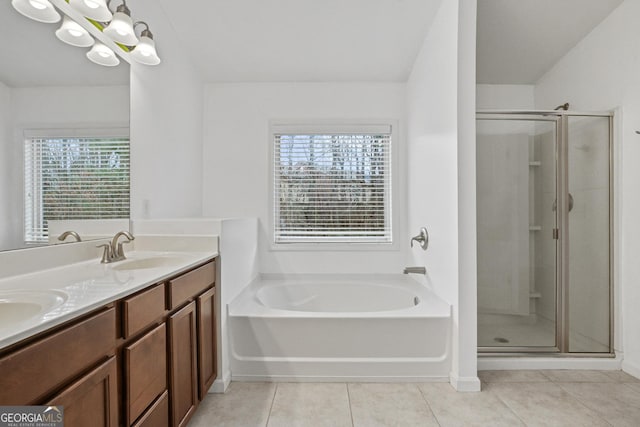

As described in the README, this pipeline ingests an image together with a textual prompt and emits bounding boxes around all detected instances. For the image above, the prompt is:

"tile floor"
[189,370,640,427]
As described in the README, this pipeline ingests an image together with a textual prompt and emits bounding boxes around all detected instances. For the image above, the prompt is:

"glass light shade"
[69,0,112,22]
[86,42,119,66]
[131,35,161,65]
[55,16,94,47]
[103,11,138,46]
[11,0,61,23]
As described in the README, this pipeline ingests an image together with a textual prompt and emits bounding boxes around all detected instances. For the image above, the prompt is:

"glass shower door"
[565,115,611,353]
[476,114,560,350]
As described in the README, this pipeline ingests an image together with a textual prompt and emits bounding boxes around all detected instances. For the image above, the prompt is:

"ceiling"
[477,0,624,84]
[158,0,443,83]
[0,1,128,88]
[3,1,624,88]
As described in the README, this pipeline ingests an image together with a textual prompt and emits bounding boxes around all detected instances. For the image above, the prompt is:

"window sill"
[269,242,399,252]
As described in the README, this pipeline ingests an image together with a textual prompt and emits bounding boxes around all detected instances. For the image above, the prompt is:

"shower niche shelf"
[528,161,541,167]
[529,226,542,231]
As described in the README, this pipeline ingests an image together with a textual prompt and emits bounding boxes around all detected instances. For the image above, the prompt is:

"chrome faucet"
[98,230,134,263]
[58,230,82,242]
[403,266,426,275]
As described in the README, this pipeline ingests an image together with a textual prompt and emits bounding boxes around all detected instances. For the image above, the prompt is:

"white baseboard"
[478,355,622,371]
[622,359,640,379]
[231,374,449,383]
[208,369,232,393]
[449,373,481,392]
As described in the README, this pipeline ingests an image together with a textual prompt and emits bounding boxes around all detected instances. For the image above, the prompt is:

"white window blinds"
[273,128,392,243]
[24,136,130,244]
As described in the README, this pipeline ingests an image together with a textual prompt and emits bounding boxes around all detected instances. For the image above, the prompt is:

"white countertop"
[0,248,218,350]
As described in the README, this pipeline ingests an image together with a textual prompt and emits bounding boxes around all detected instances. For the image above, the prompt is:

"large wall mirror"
[0,1,130,252]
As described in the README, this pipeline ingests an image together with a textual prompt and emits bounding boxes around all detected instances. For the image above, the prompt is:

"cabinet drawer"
[125,323,167,425]
[169,262,215,309]
[132,390,169,427]
[122,284,166,338]
[0,307,116,405]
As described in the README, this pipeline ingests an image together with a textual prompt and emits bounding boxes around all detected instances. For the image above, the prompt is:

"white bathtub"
[228,274,452,381]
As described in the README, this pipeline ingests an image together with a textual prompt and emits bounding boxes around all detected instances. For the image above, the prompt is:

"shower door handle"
[552,193,574,212]
[568,193,574,212]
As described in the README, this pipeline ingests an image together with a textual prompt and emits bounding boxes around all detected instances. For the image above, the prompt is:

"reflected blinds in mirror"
[24,135,130,243]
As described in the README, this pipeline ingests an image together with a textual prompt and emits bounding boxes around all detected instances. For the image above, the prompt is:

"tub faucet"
[410,227,429,251]
[98,230,134,263]
[58,230,81,242]
[403,267,426,275]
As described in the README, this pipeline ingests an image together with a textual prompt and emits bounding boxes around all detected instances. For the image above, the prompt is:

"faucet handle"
[97,243,112,264]
[410,227,429,251]
[115,239,133,258]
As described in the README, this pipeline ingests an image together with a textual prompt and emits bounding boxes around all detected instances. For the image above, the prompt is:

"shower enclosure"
[476,111,613,354]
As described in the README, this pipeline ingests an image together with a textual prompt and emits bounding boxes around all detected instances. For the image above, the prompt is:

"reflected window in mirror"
[1,1,130,252]
[24,131,130,244]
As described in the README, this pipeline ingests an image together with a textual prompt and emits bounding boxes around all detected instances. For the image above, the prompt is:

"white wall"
[0,84,128,250]
[202,82,408,274]
[406,0,479,390]
[0,81,15,249]
[10,85,128,128]
[217,218,258,392]
[456,0,480,390]
[535,0,640,376]
[476,84,535,110]
[130,0,204,220]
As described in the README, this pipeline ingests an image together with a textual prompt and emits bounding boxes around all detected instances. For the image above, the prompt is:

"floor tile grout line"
[487,383,533,427]
[623,382,640,396]
[264,383,278,427]
[346,383,355,427]
[415,383,442,427]
[555,382,615,427]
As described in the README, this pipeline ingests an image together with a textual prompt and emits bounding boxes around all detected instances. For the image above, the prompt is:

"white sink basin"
[110,255,191,271]
[0,290,68,324]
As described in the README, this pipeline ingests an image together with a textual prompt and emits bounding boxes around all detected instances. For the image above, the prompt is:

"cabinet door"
[46,356,118,427]
[168,301,198,427]
[125,323,167,425]
[197,287,216,400]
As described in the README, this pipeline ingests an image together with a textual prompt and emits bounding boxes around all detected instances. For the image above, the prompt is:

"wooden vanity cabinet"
[132,391,169,427]
[197,286,217,400]
[0,307,116,405]
[46,356,119,427]
[124,323,168,425]
[166,261,217,427]
[0,258,217,427]
[169,301,199,427]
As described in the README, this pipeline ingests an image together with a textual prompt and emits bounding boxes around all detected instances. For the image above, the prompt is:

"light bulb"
[86,42,119,66]
[56,16,94,47]
[11,0,61,23]
[28,0,47,10]
[69,0,112,22]
[131,31,161,65]
[103,5,138,46]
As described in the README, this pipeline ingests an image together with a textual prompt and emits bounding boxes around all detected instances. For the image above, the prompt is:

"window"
[24,133,130,244]
[273,124,392,244]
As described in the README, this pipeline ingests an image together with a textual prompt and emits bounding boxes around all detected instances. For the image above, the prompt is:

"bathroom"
[1,0,639,425]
